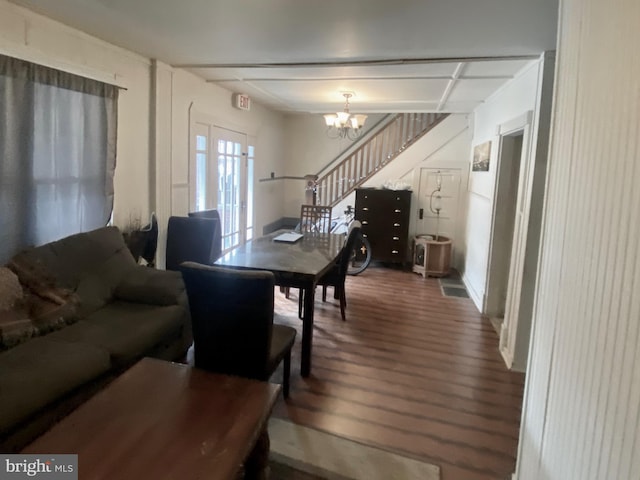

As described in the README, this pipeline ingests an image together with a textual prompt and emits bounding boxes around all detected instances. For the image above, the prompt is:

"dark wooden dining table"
[216,230,344,377]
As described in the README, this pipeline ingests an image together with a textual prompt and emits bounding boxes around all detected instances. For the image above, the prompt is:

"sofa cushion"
[0,337,111,434]
[9,227,136,306]
[114,267,186,306]
[0,310,35,351]
[46,301,184,367]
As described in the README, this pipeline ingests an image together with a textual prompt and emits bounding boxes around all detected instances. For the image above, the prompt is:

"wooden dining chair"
[299,204,332,234]
[284,205,334,309]
[179,262,297,397]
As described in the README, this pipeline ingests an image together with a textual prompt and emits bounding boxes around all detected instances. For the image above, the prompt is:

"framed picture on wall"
[472,141,491,172]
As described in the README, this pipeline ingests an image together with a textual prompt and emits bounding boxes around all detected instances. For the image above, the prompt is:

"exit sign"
[233,93,251,111]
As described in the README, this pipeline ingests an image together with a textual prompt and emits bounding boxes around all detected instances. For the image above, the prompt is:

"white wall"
[517,0,640,478]
[280,113,471,269]
[167,68,286,235]
[0,0,153,229]
[0,0,289,249]
[463,59,545,309]
[362,115,471,270]
[281,113,386,217]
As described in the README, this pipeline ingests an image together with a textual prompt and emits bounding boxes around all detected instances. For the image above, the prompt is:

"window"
[0,54,118,263]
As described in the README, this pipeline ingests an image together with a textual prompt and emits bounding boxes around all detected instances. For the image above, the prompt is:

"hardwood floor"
[272,265,525,480]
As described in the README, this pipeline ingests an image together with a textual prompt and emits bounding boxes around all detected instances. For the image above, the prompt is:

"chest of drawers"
[354,188,412,264]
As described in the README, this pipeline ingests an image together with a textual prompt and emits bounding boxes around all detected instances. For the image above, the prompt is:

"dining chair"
[299,204,332,234]
[316,220,362,321]
[188,209,223,262]
[165,216,218,271]
[285,204,333,308]
[179,262,297,397]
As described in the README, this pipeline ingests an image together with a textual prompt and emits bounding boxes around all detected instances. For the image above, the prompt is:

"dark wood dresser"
[355,188,412,264]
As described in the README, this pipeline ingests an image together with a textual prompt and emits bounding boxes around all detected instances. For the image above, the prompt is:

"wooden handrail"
[315,112,449,207]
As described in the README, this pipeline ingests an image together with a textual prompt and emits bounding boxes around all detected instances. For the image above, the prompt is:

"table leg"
[243,428,270,480]
[301,285,315,377]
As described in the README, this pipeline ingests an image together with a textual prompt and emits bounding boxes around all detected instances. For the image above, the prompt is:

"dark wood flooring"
[272,265,525,480]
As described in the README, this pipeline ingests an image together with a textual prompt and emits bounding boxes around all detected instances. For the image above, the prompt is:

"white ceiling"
[9,0,559,114]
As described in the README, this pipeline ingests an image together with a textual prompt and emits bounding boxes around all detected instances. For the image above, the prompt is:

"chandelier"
[323,93,368,140]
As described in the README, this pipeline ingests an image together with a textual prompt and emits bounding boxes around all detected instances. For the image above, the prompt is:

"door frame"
[188,110,254,253]
[484,111,535,370]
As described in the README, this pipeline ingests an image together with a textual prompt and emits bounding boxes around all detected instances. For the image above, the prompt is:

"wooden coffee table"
[24,357,281,479]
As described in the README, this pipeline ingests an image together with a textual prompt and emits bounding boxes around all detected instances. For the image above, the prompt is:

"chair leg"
[322,285,327,302]
[283,350,291,398]
[298,289,304,319]
[340,288,347,321]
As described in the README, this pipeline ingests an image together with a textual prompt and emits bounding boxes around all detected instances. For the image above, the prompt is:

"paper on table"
[273,232,304,243]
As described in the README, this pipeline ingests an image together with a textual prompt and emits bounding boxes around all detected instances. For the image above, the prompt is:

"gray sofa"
[0,226,192,452]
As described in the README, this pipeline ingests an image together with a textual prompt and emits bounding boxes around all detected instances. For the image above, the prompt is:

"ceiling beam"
[174,55,538,69]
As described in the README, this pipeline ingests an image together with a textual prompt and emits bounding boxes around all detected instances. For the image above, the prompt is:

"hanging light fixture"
[323,92,368,140]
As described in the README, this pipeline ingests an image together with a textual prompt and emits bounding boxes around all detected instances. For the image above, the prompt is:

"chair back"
[188,209,223,261]
[140,212,158,266]
[300,205,332,233]
[337,220,362,277]
[165,216,217,271]
[179,263,274,379]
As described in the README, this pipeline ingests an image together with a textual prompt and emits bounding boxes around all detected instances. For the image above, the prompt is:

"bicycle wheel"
[347,233,372,275]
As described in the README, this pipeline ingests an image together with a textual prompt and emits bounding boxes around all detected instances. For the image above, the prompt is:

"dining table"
[216,230,345,377]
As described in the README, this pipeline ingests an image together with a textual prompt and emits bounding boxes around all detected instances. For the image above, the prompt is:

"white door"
[415,168,462,241]
[192,124,253,253]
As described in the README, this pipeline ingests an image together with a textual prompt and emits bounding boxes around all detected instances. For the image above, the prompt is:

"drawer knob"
[393,236,400,241]
[362,221,369,225]
[392,250,399,254]
[393,223,400,227]
[363,207,369,211]
[362,233,368,238]
[395,209,401,213]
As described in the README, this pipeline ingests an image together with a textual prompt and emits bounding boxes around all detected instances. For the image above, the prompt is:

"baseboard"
[262,217,299,235]
[461,272,483,312]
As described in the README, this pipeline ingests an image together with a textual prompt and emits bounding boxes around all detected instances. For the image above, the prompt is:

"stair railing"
[315,112,449,207]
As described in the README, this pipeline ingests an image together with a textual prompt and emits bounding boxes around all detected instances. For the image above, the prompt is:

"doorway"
[484,133,524,333]
[191,123,254,254]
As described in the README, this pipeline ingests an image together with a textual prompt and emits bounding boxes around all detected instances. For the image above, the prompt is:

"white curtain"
[0,54,118,263]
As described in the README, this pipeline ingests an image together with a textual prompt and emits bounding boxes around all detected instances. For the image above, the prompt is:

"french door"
[192,124,254,253]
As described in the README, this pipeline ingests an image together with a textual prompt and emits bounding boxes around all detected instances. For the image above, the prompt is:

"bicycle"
[330,206,372,275]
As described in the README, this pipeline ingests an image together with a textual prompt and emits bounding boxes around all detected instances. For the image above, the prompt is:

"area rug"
[438,271,469,298]
[269,418,441,480]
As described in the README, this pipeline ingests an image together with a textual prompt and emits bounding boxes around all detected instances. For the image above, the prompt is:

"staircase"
[315,112,449,207]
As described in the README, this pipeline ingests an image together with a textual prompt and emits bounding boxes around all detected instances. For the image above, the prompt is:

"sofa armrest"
[114,267,186,306]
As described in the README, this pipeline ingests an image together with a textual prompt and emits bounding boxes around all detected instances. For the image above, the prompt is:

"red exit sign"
[233,93,251,111]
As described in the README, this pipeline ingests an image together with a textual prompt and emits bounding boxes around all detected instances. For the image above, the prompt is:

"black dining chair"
[188,209,223,262]
[315,220,362,321]
[179,262,297,397]
[165,216,218,271]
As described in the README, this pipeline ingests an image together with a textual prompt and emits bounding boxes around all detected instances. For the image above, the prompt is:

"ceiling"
[9,0,558,114]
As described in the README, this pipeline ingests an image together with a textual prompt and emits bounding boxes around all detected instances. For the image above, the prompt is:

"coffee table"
[24,357,281,479]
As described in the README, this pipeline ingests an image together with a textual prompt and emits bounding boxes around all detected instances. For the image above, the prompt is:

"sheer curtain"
[0,54,118,264]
